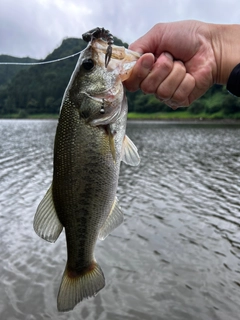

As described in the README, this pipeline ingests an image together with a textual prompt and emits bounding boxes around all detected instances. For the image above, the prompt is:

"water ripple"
[1,120,240,320]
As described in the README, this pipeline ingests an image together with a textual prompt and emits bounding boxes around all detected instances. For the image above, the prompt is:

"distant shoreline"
[1,111,240,124]
[1,118,240,125]
[127,118,240,124]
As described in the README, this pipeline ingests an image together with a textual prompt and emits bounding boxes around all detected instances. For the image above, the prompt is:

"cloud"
[1,0,240,58]
[0,0,93,58]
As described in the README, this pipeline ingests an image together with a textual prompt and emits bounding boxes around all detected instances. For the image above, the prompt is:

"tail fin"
[57,262,105,312]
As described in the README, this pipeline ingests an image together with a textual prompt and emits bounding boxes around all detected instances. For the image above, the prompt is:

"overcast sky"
[1,0,240,59]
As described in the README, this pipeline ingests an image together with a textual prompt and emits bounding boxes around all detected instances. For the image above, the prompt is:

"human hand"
[124,20,218,108]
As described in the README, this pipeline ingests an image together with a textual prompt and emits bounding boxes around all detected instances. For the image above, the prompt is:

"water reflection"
[0,120,240,320]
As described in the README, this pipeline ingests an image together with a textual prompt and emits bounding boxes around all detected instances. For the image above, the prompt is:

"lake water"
[0,119,240,320]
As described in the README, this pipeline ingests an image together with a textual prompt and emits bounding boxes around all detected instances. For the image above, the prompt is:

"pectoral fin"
[33,184,63,243]
[121,135,140,166]
[98,197,124,240]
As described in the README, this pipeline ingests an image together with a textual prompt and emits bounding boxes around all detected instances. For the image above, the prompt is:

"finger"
[156,60,186,100]
[140,52,174,94]
[124,53,155,92]
[155,96,182,109]
[171,73,196,106]
[157,73,196,109]
[164,101,185,110]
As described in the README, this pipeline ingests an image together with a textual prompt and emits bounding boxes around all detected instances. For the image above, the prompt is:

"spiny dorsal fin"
[98,197,124,240]
[33,184,63,243]
[121,135,140,166]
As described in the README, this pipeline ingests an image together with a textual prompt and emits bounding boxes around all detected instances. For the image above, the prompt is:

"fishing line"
[0,50,82,66]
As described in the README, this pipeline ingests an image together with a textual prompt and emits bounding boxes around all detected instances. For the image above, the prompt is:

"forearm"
[210,23,240,84]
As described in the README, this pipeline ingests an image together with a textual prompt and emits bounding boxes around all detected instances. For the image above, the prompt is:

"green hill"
[0,55,38,88]
[0,38,86,116]
[0,37,240,119]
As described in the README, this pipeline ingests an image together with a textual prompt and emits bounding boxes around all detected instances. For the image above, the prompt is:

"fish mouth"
[85,85,120,102]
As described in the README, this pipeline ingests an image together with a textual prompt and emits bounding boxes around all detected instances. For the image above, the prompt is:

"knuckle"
[189,75,196,89]
[137,68,149,80]
[173,90,186,102]
[173,62,186,77]
[183,100,190,107]
[161,59,173,72]
[124,82,138,92]
[140,82,155,94]
[172,74,196,102]
[157,84,172,100]
[155,55,173,73]
[140,75,159,94]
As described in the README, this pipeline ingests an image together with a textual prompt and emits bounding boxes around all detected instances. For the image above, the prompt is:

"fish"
[33,29,140,312]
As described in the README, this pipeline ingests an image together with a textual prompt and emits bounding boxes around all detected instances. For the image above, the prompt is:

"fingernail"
[141,54,154,69]
[176,60,184,66]
[164,52,173,60]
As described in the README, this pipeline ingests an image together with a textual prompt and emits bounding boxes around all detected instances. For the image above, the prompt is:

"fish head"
[67,38,140,126]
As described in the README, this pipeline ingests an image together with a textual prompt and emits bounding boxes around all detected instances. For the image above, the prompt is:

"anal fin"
[98,197,124,240]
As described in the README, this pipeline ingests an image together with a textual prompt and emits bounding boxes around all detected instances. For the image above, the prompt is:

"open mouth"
[84,84,122,103]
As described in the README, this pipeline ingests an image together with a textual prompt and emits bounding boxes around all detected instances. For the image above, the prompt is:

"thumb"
[128,36,153,55]
[128,40,146,54]
[128,24,165,55]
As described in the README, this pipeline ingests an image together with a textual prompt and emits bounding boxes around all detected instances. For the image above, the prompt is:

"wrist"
[211,24,240,84]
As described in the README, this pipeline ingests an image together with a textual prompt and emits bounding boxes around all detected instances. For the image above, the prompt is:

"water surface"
[0,120,240,320]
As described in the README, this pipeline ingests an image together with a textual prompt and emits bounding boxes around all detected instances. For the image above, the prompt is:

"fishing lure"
[82,27,114,67]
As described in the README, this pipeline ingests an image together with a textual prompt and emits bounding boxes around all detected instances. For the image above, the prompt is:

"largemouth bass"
[33,30,140,312]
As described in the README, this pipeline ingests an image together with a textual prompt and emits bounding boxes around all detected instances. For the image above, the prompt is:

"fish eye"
[82,58,95,71]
